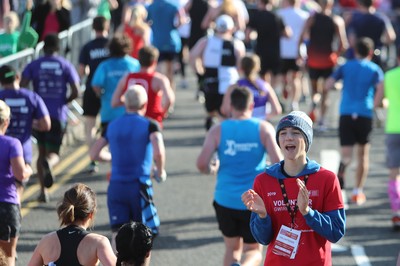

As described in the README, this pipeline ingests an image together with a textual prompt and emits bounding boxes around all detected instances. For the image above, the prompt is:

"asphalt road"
[16,71,400,266]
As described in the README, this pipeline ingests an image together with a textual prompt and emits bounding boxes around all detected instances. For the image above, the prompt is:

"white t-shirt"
[277,7,309,59]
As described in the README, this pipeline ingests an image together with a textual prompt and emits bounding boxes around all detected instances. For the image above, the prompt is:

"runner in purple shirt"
[0,65,51,201]
[0,100,32,265]
[20,34,80,203]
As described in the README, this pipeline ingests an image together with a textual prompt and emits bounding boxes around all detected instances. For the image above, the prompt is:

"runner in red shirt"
[112,46,175,128]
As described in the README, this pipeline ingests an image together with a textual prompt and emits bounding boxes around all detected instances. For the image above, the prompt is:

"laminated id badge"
[271,225,301,259]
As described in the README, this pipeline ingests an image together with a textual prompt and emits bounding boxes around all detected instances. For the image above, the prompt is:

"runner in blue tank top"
[197,86,282,266]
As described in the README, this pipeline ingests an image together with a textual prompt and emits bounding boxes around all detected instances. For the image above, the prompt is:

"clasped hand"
[242,178,310,218]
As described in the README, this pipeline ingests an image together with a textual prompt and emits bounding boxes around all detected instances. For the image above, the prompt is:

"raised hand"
[296,178,310,215]
[242,189,267,218]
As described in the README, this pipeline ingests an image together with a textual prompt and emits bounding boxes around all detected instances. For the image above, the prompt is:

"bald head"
[125,85,148,111]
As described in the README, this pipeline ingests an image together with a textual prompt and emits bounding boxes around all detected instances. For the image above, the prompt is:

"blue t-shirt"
[216,118,267,210]
[0,88,49,163]
[331,59,383,118]
[147,0,181,53]
[21,55,80,122]
[106,113,160,182]
[91,56,140,123]
[0,135,23,204]
[348,11,386,49]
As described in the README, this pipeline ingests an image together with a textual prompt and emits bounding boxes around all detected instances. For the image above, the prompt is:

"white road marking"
[320,150,372,266]
[332,243,348,252]
[320,149,340,173]
[351,245,371,266]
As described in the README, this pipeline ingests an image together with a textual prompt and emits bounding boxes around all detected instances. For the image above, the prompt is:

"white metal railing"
[0,18,95,145]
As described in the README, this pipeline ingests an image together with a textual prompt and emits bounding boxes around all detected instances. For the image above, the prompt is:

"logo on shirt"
[90,48,109,60]
[224,140,259,156]
[126,78,149,91]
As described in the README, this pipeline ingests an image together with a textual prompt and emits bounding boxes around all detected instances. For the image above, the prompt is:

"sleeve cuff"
[303,208,315,221]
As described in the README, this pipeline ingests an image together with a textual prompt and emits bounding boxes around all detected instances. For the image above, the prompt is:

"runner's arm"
[90,137,111,162]
[196,125,220,175]
[11,156,32,182]
[150,130,166,178]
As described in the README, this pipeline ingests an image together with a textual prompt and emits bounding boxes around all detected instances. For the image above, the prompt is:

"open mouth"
[285,145,296,151]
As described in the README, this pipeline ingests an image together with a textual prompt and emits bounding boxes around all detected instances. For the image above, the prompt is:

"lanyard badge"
[278,175,309,228]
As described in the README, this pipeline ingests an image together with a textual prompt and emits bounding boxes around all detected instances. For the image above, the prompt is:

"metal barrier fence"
[0,17,93,71]
[0,18,94,145]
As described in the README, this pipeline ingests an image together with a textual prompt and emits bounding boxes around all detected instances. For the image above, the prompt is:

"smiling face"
[278,127,307,162]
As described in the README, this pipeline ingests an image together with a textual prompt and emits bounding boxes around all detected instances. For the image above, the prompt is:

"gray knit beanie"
[276,111,314,152]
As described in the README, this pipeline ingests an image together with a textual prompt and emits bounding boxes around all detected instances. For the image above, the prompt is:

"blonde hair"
[3,11,20,32]
[48,0,71,10]
[0,100,11,126]
[220,0,238,19]
[129,4,148,28]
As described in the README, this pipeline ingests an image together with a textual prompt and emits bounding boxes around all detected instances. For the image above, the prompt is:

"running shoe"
[392,216,400,231]
[351,192,366,206]
[88,161,99,174]
[308,109,316,123]
[42,159,54,188]
[37,191,50,203]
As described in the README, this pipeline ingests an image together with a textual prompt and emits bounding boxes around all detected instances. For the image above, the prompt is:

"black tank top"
[54,225,90,266]
[188,0,209,49]
[309,13,335,54]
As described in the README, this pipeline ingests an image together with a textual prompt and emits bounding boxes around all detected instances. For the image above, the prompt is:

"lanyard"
[278,175,309,228]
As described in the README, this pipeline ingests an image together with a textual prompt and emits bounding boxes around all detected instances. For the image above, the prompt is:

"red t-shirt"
[41,12,60,41]
[253,167,343,266]
[124,24,145,59]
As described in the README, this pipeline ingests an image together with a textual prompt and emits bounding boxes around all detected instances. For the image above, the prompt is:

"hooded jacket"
[250,159,346,266]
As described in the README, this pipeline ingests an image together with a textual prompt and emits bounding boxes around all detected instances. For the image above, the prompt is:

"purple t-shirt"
[21,55,80,122]
[0,135,23,204]
[0,88,49,163]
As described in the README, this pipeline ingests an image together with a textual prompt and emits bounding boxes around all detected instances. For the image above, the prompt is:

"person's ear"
[145,250,151,258]
[249,101,254,111]
[1,118,10,130]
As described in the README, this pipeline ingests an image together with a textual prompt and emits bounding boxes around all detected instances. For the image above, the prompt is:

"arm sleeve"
[33,93,50,119]
[10,137,23,159]
[375,67,384,84]
[303,208,346,243]
[148,119,161,134]
[66,62,80,84]
[91,63,105,87]
[250,212,273,245]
